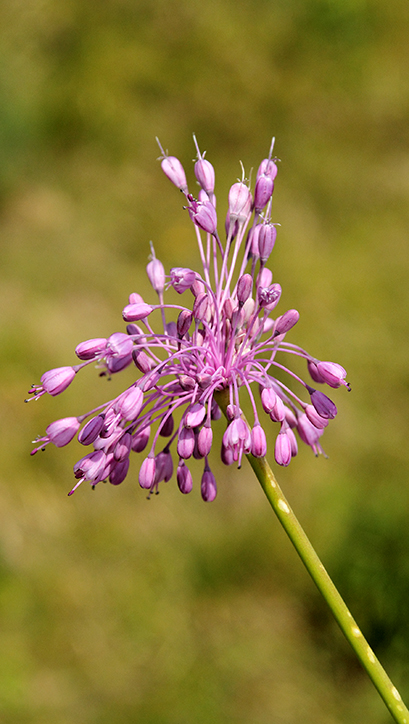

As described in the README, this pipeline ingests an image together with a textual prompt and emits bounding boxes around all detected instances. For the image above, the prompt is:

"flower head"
[28,137,349,500]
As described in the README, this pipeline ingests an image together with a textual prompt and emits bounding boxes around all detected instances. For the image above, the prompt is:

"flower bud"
[185,403,206,428]
[193,292,209,322]
[109,458,130,486]
[154,448,173,483]
[254,174,274,213]
[139,455,156,489]
[159,150,188,192]
[122,303,153,322]
[41,367,76,396]
[273,309,300,337]
[146,253,165,295]
[177,309,193,337]
[75,338,107,360]
[274,429,291,467]
[114,432,132,462]
[117,385,143,421]
[131,425,150,453]
[187,195,218,235]
[132,349,154,373]
[194,157,215,195]
[251,423,267,458]
[197,424,213,457]
[201,465,217,502]
[78,415,105,445]
[228,182,252,226]
[107,333,134,357]
[258,224,276,263]
[237,274,253,305]
[177,460,193,494]
[46,417,80,447]
[316,361,349,389]
[177,426,195,459]
[128,292,144,304]
[308,387,337,419]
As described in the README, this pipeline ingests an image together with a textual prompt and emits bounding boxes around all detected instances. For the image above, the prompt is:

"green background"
[1,0,409,721]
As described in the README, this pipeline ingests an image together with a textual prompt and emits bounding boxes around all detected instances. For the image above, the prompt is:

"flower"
[28,137,350,500]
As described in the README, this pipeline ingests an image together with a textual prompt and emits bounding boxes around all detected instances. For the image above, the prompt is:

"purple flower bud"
[260,387,277,414]
[257,158,278,182]
[159,149,188,192]
[78,415,105,445]
[41,367,76,396]
[221,442,234,466]
[191,278,205,297]
[201,465,217,502]
[273,309,300,337]
[107,332,134,357]
[177,426,195,459]
[122,303,153,322]
[297,413,322,447]
[316,361,349,389]
[75,338,107,360]
[254,174,274,213]
[269,394,285,422]
[251,423,267,458]
[177,309,193,337]
[193,292,209,322]
[131,425,150,453]
[228,182,252,226]
[117,385,143,420]
[114,432,132,462]
[287,426,298,457]
[237,274,253,305]
[73,450,106,482]
[307,360,326,384]
[170,267,196,294]
[177,460,193,494]
[185,403,206,428]
[211,399,221,420]
[194,157,215,195]
[129,292,144,304]
[197,424,213,457]
[225,211,240,240]
[107,354,133,373]
[109,458,130,486]
[139,455,156,489]
[258,283,281,311]
[249,225,261,258]
[258,224,276,263]
[305,405,328,430]
[132,349,154,373]
[187,195,218,235]
[46,417,80,447]
[274,429,292,467]
[308,387,337,419]
[159,413,174,437]
[146,253,165,295]
[153,448,173,484]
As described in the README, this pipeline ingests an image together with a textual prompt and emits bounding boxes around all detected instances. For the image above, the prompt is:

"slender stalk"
[247,453,409,724]
[214,390,409,723]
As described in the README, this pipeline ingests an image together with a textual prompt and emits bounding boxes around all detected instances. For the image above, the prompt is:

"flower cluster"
[28,136,349,500]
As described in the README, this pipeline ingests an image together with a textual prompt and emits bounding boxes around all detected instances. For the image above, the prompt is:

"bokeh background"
[1,0,409,722]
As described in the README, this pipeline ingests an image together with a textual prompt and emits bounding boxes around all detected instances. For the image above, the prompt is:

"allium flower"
[28,137,350,500]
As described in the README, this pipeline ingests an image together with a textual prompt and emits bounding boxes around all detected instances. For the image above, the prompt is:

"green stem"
[215,390,408,723]
[248,454,409,723]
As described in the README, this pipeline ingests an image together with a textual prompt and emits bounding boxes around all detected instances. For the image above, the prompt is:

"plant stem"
[246,452,409,724]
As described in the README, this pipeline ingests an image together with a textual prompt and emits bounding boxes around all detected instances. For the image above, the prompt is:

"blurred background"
[1,0,409,721]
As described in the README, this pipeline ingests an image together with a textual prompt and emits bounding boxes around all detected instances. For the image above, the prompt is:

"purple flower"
[28,137,349,500]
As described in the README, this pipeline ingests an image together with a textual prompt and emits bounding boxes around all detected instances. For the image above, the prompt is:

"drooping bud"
[177,426,195,459]
[185,403,206,428]
[139,454,156,489]
[193,292,209,322]
[41,367,76,396]
[187,195,218,235]
[46,417,80,447]
[109,458,130,486]
[75,338,107,360]
[132,349,154,374]
[177,460,193,494]
[308,387,337,419]
[117,385,143,421]
[159,413,174,437]
[274,428,292,467]
[154,448,173,483]
[251,423,267,458]
[122,303,153,322]
[201,464,217,502]
[316,361,350,389]
[128,292,144,304]
[305,405,328,430]
[114,432,132,462]
[197,424,213,457]
[131,425,150,453]
[78,415,105,445]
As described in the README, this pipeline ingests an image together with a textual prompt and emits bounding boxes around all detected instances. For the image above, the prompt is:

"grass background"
[1,0,409,721]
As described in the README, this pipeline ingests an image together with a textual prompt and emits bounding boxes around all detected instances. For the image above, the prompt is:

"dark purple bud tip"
[308,387,337,419]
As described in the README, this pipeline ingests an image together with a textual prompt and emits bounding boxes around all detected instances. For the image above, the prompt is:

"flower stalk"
[215,388,409,724]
